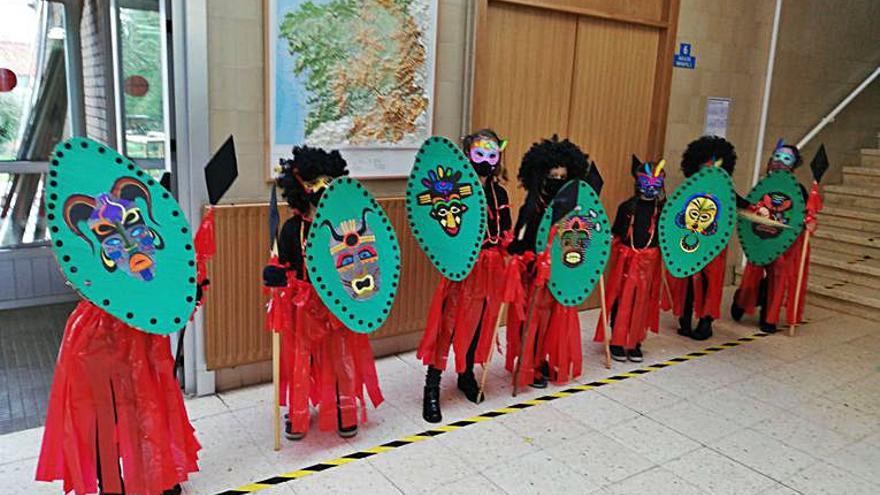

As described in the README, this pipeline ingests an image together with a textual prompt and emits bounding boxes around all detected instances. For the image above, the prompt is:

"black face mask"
[473,162,494,177]
[542,178,566,201]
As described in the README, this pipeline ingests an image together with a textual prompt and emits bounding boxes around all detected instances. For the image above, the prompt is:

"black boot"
[760,320,778,333]
[423,367,442,423]
[677,316,693,337]
[530,361,549,389]
[162,485,182,495]
[457,370,480,403]
[691,316,713,341]
[730,290,745,321]
[610,345,627,362]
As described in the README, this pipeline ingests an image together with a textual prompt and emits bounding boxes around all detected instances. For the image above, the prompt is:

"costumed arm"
[507,197,540,255]
[611,198,632,239]
[264,217,302,287]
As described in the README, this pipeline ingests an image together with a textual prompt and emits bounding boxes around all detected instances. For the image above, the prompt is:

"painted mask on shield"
[559,210,600,267]
[675,193,720,253]
[417,166,473,236]
[63,177,164,281]
[752,192,792,239]
[323,209,380,300]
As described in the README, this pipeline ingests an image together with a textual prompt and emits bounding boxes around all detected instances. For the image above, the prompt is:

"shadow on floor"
[0,302,76,434]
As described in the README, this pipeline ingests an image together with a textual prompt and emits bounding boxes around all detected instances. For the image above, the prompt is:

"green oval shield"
[737,171,805,266]
[46,137,197,334]
[535,180,611,307]
[405,136,487,281]
[659,166,736,278]
[306,177,401,334]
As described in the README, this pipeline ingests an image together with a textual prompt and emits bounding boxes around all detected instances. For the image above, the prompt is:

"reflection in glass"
[0,172,46,248]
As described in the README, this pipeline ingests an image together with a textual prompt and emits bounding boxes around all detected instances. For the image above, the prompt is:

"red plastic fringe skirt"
[36,301,200,495]
[267,276,383,434]
[594,239,662,349]
[505,254,582,386]
[665,247,728,319]
[735,233,810,325]
[417,247,507,372]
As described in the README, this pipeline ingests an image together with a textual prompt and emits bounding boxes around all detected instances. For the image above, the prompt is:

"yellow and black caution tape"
[215,333,768,494]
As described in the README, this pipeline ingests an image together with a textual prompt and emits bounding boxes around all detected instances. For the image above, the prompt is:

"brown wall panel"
[204,198,437,370]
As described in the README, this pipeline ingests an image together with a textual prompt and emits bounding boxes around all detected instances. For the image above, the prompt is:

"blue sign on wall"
[673,43,696,69]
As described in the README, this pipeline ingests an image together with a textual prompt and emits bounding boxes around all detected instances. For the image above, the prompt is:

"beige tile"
[547,429,656,488]
[483,449,598,494]
[710,428,819,481]
[663,447,776,495]
[605,466,705,495]
[605,415,701,464]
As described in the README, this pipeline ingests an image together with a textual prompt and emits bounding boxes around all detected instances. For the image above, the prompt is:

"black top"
[508,194,544,255]
[278,216,311,279]
[611,196,663,248]
[484,180,513,248]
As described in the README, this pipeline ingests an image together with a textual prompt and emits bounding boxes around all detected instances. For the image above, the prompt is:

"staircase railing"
[796,65,880,149]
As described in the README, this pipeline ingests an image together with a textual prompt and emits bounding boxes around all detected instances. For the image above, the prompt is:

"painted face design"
[768,147,797,172]
[636,173,665,199]
[674,193,720,253]
[63,177,164,281]
[752,192,792,239]
[558,210,600,267]
[324,209,380,300]
[417,166,473,236]
[299,175,333,205]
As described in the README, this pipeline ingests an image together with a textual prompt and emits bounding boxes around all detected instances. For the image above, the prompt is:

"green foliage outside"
[0,91,23,160]
[120,8,163,133]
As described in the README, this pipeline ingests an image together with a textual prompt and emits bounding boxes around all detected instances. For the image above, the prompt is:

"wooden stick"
[598,277,612,369]
[272,331,281,451]
[476,303,507,403]
[512,286,539,397]
[788,230,811,337]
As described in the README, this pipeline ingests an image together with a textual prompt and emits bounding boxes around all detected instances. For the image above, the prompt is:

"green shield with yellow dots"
[46,137,197,334]
[405,136,487,281]
[536,180,611,307]
[659,166,736,278]
[307,177,401,334]
[738,171,805,266]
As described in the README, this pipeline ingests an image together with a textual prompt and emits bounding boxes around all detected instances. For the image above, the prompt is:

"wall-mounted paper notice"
[704,97,731,138]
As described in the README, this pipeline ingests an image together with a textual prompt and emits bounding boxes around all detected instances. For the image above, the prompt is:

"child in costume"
[731,143,817,332]
[263,146,383,440]
[36,195,202,495]
[507,135,593,388]
[595,156,666,362]
[666,136,740,341]
[419,129,512,423]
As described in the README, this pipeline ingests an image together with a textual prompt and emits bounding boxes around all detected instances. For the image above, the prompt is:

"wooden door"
[471,0,679,308]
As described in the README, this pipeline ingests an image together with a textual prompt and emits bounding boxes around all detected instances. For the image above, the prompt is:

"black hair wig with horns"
[275,145,349,213]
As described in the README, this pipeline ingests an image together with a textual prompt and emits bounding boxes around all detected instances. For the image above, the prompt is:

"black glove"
[263,265,287,287]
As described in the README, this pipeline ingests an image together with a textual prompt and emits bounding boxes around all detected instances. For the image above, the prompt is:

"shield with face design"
[660,165,736,278]
[406,136,487,281]
[307,177,400,334]
[737,170,805,266]
[535,180,611,307]
[47,137,197,334]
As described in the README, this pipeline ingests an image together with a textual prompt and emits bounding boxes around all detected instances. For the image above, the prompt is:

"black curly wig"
[518,135,590,194]
[681,135,737,178]
[275,145,349,213]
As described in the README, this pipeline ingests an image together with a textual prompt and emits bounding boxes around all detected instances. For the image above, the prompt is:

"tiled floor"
[0,302,74,434]
[2,289,879,494]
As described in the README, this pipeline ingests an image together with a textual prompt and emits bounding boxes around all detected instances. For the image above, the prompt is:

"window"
[0,0,70,248]
[112,0,170,170]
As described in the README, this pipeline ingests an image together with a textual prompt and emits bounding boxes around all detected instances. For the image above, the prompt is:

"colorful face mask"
[768,147,797,172]
[468,138,505,176]
[324,209,380,300]
[417,166,473,236]
[636,159,666,200]
[559,210,600,267]
[63,177,164,281]
[752,192,793,239]
[675,193,720,253]
[299,174,333,205]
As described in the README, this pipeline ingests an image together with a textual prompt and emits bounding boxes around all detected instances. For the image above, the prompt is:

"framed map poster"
[265,0,438,178]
